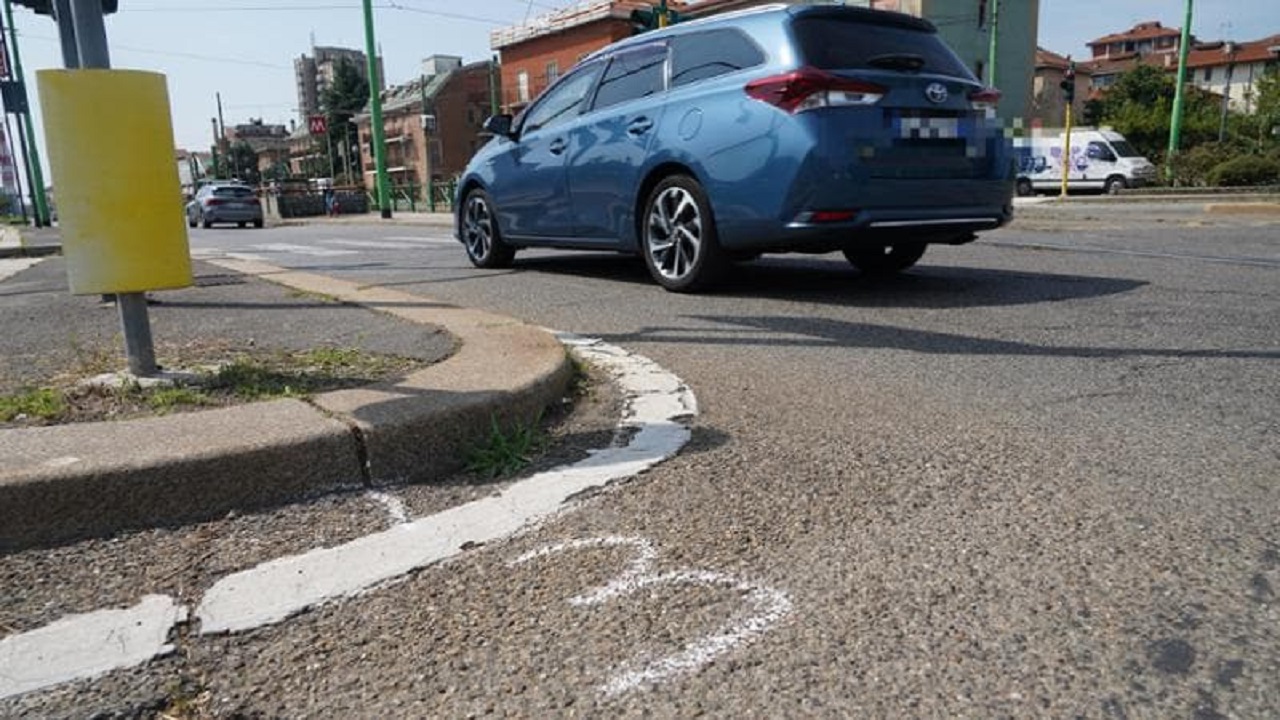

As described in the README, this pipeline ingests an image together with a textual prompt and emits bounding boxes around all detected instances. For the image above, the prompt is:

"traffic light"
[1060,60,1076,104]
[629,2,681,34]
[12,0,118,15]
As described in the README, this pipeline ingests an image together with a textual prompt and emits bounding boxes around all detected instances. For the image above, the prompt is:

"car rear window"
[213,186,255,198]
[791,17,975,79]
[670,29,765,88]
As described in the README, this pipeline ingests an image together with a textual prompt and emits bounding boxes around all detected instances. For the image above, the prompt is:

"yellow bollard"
[37,69,191,295]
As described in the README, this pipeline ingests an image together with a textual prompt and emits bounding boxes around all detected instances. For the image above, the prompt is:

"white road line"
[225,252,269,263]
[383,235,458,245]
[0,596,185,699]
[0,258,43,282]
[250,243,359,257]
[322,239,428,250]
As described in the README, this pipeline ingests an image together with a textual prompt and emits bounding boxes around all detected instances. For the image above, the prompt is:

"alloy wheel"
[646,186,703,283]
[463,194,494,262]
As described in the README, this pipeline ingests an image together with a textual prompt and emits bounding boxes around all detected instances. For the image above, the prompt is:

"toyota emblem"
[925,83,949,104]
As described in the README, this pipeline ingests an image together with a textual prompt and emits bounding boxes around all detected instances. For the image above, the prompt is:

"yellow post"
[1059,103,1073,198]
[37,69,192,295]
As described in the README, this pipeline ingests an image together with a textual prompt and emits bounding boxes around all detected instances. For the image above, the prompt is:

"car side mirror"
[483,114,515,139]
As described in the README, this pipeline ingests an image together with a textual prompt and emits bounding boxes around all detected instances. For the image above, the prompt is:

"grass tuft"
[0,388,65,422]
[466,412,545,479]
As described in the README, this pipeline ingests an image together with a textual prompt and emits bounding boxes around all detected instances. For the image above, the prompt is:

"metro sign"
[308,115,328,135]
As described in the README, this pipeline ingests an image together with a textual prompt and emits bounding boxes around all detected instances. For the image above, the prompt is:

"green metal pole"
[361,0,392,218]
[1167,0,1194,180]
[986,0,1000,88]
[489,54,499,117]
[3,0,49,226]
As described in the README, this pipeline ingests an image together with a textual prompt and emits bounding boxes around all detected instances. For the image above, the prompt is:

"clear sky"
[7,0,1280,175]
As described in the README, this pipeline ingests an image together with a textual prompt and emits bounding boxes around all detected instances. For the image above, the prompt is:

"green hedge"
[1206,155,1280,187]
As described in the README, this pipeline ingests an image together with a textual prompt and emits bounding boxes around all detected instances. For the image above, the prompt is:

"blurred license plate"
[896,116,961,140]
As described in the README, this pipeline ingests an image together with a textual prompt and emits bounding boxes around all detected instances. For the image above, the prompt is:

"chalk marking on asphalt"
[366,490,409,525]
[511,537,793,697]
[0,596,185,700]
[194,332,694,634]
[0,258,44,282]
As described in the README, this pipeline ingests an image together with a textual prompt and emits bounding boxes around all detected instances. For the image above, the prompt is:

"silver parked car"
[186,183,264,229]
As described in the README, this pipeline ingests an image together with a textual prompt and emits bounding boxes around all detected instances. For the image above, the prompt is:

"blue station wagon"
[456,4,1015,292]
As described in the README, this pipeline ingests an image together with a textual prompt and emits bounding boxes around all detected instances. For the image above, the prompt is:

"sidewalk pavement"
[0,255,572,551]
[273,210,456,229]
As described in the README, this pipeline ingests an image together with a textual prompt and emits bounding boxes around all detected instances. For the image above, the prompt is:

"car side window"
[670,30,765,88]
[591,44,667,112]
[521,62,605,134]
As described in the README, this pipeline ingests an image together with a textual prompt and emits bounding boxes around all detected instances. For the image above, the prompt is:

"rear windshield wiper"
[867,53,926,71]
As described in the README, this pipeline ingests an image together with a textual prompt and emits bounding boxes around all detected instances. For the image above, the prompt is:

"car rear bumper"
[203,207,263,223]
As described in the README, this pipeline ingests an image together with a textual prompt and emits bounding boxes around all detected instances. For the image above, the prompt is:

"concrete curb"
[0,260,572,551]
[272,212,454,230]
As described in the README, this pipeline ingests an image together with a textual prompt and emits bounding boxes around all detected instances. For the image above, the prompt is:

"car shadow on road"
[510,252,1147,309]
[601,315,1280,361]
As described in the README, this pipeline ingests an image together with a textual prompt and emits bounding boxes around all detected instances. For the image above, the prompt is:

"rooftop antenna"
[310,30,316,53]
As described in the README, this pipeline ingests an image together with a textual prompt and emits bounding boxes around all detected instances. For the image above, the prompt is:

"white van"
[1014,129,1158,196]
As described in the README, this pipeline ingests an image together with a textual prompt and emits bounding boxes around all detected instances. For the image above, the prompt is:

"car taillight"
[205,198,224,206]
[745,67,885,113]
[969,87,1001,111]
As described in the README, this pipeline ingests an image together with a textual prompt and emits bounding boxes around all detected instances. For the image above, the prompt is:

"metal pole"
[489,54,499,116]
[52,0,79,67]
[4,0,50,226]
[1166,0,1194,180]
[1060,102,1073,198]
[210,117,220,178]
[986,0,1000,89]
[361,0,392,218]
[69,0,156,376]
[1218,47,1235,143]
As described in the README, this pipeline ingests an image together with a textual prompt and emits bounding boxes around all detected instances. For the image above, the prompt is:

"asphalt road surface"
[8,203,1280,717]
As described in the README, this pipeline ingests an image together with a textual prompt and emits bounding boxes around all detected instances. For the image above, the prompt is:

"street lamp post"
[1166,0,1194,180]
[360,0,392,218]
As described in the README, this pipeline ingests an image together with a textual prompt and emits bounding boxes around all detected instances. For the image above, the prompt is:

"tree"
[1253,66,1280,145]
[321,59,369,181]
[1088,65,1219,161]
[227,141,261,185]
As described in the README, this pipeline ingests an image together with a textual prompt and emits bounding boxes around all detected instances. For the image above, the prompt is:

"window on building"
[517,70,530,103]
[591,44,667,112]
[546,60,560,85]
[670,29,765,88]
[1204,67,1212,82]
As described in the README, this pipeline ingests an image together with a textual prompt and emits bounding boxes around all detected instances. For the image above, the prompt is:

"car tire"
[640,175,725,293]
[1016,178,1033,197]
[843,242,927,275]
[187,215,197,228]
[460,189,515,269]
[202,218,213,229]
[1105,175,1126,195]
[237,222,247,228]
[253,219,264,229]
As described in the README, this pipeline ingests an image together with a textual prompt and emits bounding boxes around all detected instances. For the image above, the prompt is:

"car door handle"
[549,138,567,155]
[628,118,654,135]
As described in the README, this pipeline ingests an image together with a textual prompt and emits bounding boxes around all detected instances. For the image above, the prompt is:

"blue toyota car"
[456,4,1015,292]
